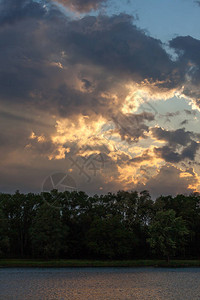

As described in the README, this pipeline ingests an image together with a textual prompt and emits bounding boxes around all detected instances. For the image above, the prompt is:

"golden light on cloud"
[180,172,193,178]
[116,148,164,190]
[49,115,111,160]
[125,81,180,104]
[52,115,106,143]
[25,73,200,196]
[181,169,200,193]
[48,145,69,160]
[29,132,46,143]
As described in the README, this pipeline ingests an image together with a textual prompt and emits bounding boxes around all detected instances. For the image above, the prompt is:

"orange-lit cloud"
[1,0,200,197]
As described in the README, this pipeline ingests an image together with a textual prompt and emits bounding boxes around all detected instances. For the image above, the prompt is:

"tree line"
[0,189,200,261]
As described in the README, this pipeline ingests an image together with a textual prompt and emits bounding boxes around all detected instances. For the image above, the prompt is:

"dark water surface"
[0,267,200,299]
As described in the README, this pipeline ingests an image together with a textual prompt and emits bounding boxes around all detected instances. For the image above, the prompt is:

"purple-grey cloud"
[152,127,200,163]
[142,165,197,198]
[0,0,200,195]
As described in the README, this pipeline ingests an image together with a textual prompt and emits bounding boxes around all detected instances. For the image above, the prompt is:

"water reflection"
[0,267,200,299]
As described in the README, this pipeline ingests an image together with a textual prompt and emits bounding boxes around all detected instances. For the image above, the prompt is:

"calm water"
[0,267,200,299]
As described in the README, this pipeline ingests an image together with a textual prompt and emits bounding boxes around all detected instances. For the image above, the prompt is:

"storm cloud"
[113,112,155,143]
[143,165,198,198]
[0,0,200,195]
[152,127,200,163]
[0,0,180,129]
[0,0,47,26]
[170,35,200,108]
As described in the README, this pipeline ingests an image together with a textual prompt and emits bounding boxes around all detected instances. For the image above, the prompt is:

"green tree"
[0,209,9,257]
[0,191,41,257]
[30,204,66,258]
[86,216,135,259]
[154,193,200,258]
[148,209,189,262]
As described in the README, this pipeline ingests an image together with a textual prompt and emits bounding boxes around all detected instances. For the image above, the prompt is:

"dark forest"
[0,190,200,261]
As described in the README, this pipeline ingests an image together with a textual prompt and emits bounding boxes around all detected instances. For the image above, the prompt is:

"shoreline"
[1,259,200,268]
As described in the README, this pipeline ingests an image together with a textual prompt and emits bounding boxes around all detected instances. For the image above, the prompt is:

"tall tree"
[86,215,135,259]
[30,204,65,258]
[0,209,9,257]
[148,209,189,262]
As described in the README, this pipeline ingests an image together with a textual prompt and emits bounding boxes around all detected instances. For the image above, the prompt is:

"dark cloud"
[0,106,56,165]
[181,140,199,161]
[142,165,197,198]
[152,127,194,146]
[154,146,180,163]
[170,36,200,64]
[0,0,176,140]
[0,110,44,126]
[154,142,199,163]
[0,2,111,117]
[113,112,155,143]
[152,127,200,163]
[54,0,107,12]
[170,35,200,107]
[0,154,70,193]
[0,0,96,116]
[0,0,197,115]
[65,14,177,85]
[0,0,200,195]
[0,0,46,24]
[28,136,60,157]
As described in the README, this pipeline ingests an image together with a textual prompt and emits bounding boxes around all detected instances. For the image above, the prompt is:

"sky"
[1,0,200,197]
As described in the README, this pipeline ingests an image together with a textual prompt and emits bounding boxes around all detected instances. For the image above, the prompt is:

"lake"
[0,267,200,299]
